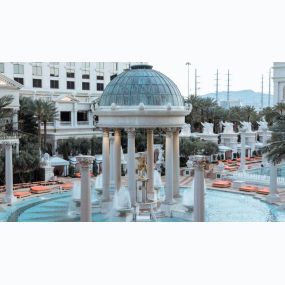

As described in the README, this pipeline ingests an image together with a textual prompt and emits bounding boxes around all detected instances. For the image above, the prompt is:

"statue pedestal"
[42,166,55,181]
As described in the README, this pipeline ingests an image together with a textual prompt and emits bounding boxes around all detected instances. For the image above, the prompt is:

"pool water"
[1,189,285,222]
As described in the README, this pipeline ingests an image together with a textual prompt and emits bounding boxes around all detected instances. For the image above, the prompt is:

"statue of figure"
[180,123,191,137]
[257,117,268,131]
[41,153,51,167]
[136,154,147,179]
[201,122,214,134]
[240,121,252,132]
[222,122,234,134]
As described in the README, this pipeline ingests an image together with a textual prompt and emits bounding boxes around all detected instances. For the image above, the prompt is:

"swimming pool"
[1,188,284,222]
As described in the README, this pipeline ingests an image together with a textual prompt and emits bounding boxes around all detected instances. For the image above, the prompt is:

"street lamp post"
[186,62,191,101]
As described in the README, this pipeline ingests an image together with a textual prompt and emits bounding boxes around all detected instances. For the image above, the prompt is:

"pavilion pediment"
[0,74,23,89]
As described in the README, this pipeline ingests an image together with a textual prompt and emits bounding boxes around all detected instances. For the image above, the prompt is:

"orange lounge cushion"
[14,191,32,198]
[30,186,51,193]
[239,185,258,192]
[256,187,269,195]
[212,180,231,188]
[61,183,73,190]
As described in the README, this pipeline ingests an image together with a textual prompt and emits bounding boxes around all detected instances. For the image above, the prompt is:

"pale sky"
[1,0,285,96]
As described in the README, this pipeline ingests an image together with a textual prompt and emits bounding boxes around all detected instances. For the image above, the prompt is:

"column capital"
[114,128,121,135]
[76,155,95,168]
[126,128,136,136]
[189,155,209,169]
[103,128,109,137]
[165,128,174,137]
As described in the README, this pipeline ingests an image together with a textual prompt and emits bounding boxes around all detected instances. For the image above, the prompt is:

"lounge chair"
[256,187,269,195]
[239,185,258,192]
[14,191,32,198]
[61,183,73,190]
[30,186,51,194]
[212,180,231,188]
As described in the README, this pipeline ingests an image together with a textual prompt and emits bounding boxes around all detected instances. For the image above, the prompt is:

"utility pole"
[261,74,264,109]
[215,69,219,102]
[194,69,200,97]
[186,62,191,101]
[226,70,230,109]
[268,68,271,107]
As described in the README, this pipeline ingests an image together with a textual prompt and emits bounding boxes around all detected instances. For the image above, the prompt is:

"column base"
[266,194,280,204]
[4,195,17,205]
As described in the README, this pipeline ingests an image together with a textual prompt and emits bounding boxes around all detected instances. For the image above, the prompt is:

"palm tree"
[33,99,58,152]
[259,107,278,126]
[41,101,58,151]
[274,102,285,115]
[262,115,285,164]
[0,95,13,119]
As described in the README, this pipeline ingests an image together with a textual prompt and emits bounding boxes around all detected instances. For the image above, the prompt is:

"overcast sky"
[1,0,284,96]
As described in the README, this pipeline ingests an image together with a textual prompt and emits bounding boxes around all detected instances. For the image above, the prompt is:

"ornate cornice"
[188,155,209,169]
[126,128,136,137]
[76,155,95,168]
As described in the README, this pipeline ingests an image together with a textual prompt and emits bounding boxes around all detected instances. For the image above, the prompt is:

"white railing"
[231,171,285,187]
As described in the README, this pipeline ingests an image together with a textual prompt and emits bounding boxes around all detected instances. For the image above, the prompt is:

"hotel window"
[82,62,90,69]
[82,70,90,79]
[82,82,90,90]
[60,111,71,122]
[66,62,75,68]
[77,111,88,122]
[66,69,75,78]
[97,75,104,80]
[13,64,24,74]
[97,83,104,91]
[0,63,4,73]
[50,80,59,89]
[32,65,42,76]
[14,77,24,85]
[50,67,59,77]
[67,81,75,89]
[33,79,42,88]
[96,62,104,70]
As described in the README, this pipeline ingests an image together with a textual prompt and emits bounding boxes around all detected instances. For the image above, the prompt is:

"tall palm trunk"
[44,121,47,151]
[38,120,42,154]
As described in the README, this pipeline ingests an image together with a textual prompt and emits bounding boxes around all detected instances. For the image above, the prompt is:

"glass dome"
[99,64,184,107]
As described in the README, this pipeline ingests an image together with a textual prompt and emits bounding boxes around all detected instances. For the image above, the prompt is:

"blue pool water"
[1,188,285,222]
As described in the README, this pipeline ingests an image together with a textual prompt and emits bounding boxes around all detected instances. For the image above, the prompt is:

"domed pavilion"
[94,64,192,205]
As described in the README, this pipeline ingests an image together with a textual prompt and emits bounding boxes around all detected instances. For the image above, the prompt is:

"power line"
[194,69,200,97]
[186,62,191,100]
[226,70,231,109]
[268,68,271,107]
[215,69,219,102]
[261,74,264,109]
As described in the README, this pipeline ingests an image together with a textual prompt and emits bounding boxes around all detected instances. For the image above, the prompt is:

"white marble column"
[102,129,110,201]
[76,155,95,222]
[114,129,121,191]
[72,102,77,128]
[266,163,280,203]
[173,128,180,197]
[239,129,246,171]
[262,128,268,165]
[191,155,207,222]
[146,129,154,194]
[165,128,174,204]
[4,143,17,204]
[109,135,115,191]
[127,128,136,205]
[12,110,18,131]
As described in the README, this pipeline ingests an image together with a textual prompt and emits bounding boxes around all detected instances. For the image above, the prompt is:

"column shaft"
[240,130,246,171]
[146,129,154,194]
[193,166,205,222]
[114,129,121,191]
[102,129,110,201]
[173,129,180,197]
[165,129,174,204]
[267,163,280,203]
[80,165,91,221]
[127,129,136,205]
[5,144,15,204]
[109,136,115,191]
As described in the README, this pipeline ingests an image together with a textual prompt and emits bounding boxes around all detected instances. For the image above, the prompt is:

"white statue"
[222,122,234,134]
[41,153,51,167]
[180,123,191,137]
[240,121,252,132]
[257,118,268,131]
[201,122,214,134]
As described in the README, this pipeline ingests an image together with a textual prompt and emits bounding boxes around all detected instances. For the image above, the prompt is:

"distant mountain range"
[200,90,274,109]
